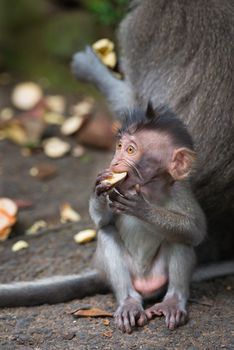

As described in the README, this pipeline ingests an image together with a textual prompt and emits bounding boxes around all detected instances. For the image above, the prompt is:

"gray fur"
[72,0,234,262]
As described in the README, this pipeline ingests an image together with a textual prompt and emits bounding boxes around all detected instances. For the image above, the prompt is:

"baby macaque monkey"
[89,104,206,333]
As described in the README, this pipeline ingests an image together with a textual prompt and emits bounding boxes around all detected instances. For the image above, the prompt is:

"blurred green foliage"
[81,0,128,26]
[0,0,127,93]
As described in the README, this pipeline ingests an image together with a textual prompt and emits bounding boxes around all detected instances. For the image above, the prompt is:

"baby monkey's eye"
[117,142,122,150]
[127,145,135,154]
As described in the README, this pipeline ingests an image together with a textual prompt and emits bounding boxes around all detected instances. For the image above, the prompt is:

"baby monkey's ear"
[169,148,197,180]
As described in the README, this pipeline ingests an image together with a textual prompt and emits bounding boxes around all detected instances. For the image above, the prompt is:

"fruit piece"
[102,172,127,186]
[61,115,84,135]
[70,98,94,117]
[74,229,96,244]
[43,112,65,125]
[12,240,29,252]
[60,203,81,223]
[72,145,85,158]
[45,95,65,114]
[0,227,11,241]
[0,198,18,241]
[26,220,47,235]
[43,137,71,158]
[92,39,117,68]
[12,82,43,110]
[0,198,18,217]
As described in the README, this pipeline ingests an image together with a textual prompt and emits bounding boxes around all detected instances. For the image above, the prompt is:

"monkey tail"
[0,270,109,307]
[192,261,234,282]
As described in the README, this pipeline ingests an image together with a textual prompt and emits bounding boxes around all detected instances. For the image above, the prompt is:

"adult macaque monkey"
[72,0,234,264]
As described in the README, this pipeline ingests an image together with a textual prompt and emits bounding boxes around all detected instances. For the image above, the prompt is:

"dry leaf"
[72,145,85,158]
[71,98,94,117]
[72,307,113,318]
[0,108,14,121]
[43,112,65,125]
[102,319,110,326]
[12,82,43,110]
[21,148,32,157]
[26,220,47,235]
[45,95,65,114]
[60,203,81,223]
[29,163,57,180]
[61,115,85,135]
[4,122,28,145]
[74,229,96,244]
[102,331,113,338]
[43,137,71,158]
[13,199,33,209]
[12,240,29,252]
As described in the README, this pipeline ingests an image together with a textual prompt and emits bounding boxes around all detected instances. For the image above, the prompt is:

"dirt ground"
[0,139,234,350]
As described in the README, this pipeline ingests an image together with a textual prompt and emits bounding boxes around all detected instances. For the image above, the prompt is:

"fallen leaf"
[102,319,110,326]
[60,203,81,223]
[26,220,47,235]
[45,95,65,114]
[72,307,113,318]
[13,199,33,209]
[21,148,32,157]
[102,331,113,338]
[43,112,65,125]
[0,108,14,121]
[74,229,96,244]
[72,145,85,158]
[12,82,43,110]
[61,115,85,136]
[29,163,57,180]
[70,98,94,117]
[43,137,71,158]
[3,122,28,145]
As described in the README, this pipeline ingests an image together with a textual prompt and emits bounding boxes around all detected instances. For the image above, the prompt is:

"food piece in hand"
[102,172,127,188]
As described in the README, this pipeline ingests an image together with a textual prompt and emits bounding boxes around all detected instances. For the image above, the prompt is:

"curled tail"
[192,261,234,282]
[0,270,109,307]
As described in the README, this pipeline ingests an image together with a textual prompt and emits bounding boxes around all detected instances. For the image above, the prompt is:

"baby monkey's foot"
[114,297,147,333]
[145,295,187,330]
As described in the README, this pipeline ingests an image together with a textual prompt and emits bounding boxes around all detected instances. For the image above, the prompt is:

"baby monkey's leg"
[96,225,147,333]
[146,244,195,330]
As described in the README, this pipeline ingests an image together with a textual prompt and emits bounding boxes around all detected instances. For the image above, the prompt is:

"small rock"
[62,331,76,340]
